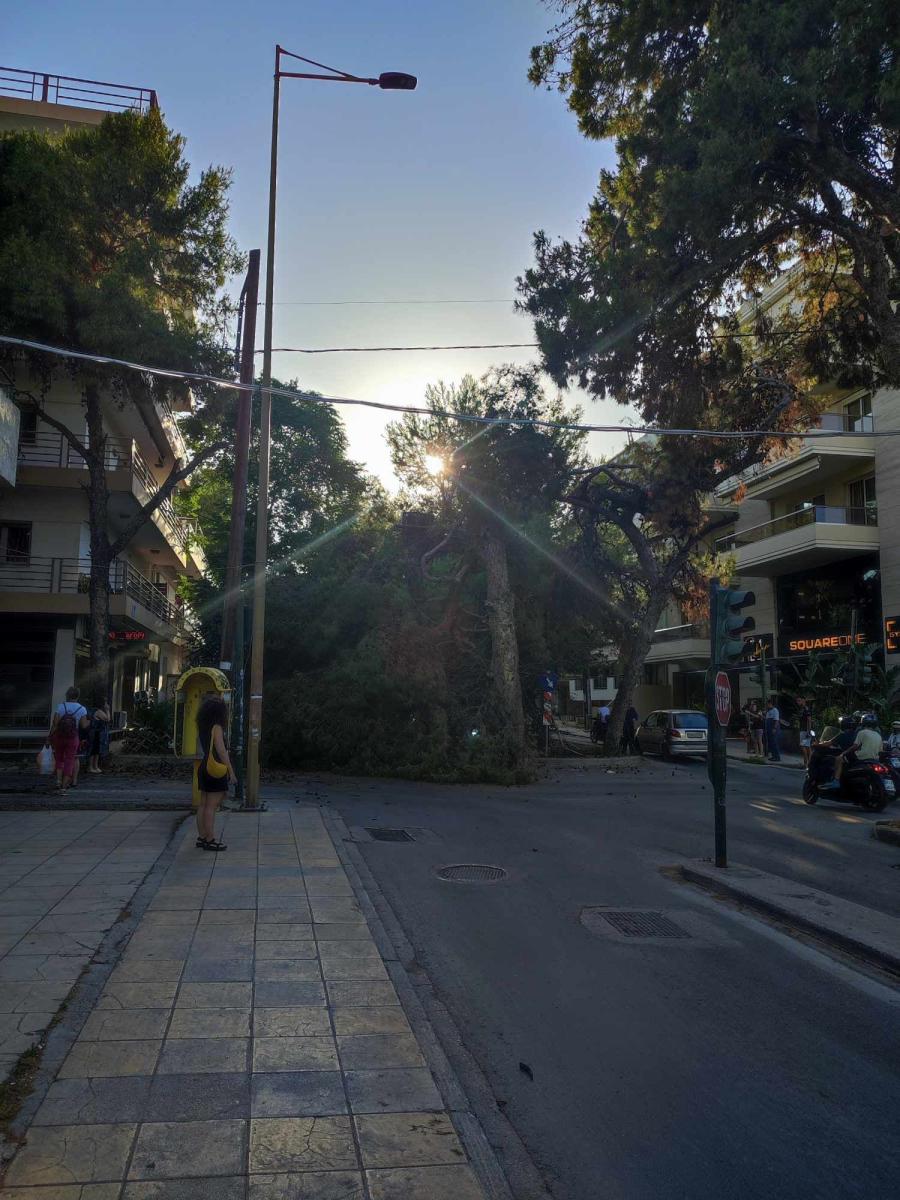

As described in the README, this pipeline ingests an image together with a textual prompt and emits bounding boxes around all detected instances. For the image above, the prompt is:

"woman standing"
[195,696,235,852]
[87,697,111,774]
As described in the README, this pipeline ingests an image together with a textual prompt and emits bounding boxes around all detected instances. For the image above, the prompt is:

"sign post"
[707,581,754,869]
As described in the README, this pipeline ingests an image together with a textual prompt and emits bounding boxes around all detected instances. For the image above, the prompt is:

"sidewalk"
[0,810,181,1083]
[1,806,488,1200]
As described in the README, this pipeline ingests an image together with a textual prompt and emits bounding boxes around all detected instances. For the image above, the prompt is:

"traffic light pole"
[707,581,728,868]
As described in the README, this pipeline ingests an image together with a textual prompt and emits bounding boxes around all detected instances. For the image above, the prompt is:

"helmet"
[851,710,863,722]
[892,720,900,730]
[839,716,855,730]
[860,712,878,727]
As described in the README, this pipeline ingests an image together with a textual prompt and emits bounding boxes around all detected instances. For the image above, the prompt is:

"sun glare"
[424,453,446,476]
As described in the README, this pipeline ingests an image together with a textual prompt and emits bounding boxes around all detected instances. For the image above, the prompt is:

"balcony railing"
[18,430,202,554]
[0,555,185,628]
[0,66,157,113]
[651,621,710,643]
[716,504,877,553]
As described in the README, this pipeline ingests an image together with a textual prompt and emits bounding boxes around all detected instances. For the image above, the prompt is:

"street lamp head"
[378,72,417,90]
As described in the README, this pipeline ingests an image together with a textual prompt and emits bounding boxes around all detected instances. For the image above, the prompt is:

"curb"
[320,805,552,1200]
[676,860,900,978]
[874,821,900,847]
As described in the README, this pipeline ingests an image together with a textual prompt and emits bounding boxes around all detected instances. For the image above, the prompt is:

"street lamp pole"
[245,46,417,807]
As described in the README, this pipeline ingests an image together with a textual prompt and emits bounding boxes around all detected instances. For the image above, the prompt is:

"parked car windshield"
[674,712,708,729]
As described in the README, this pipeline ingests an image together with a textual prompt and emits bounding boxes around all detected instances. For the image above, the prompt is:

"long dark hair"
[197,696,228,746]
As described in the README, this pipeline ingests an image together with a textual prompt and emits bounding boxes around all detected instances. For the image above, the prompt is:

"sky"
[8,0,630,487]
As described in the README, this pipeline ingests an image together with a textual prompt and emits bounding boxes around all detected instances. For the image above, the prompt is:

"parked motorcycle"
[802,745,895,811]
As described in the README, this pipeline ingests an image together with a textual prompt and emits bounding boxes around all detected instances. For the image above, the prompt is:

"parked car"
[636,709,708,759]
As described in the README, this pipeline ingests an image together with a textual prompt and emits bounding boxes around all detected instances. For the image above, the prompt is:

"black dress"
[197,726,229,793]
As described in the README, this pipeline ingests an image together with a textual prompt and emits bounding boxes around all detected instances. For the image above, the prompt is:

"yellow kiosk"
[173,667,232,808]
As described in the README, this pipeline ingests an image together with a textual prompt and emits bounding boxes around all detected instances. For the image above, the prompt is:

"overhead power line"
[262,298,515,306]
[2,332,897,441]
[264,342,538,354]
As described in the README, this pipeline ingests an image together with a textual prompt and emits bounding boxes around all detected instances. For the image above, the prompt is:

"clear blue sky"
[9,0,629,485]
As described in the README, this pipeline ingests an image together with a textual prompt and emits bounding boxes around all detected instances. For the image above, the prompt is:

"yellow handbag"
[205,728,228,779]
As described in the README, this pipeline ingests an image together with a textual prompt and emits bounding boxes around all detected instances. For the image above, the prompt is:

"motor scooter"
[802,745,895,811]
[878,748,900,797]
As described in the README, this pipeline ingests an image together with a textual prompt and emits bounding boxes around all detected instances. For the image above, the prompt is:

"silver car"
[636,709,708,758]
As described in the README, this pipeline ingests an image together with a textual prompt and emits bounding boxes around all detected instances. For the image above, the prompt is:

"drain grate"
[367,828,413,842]
[600,910,690,938]
[436,863,507,883]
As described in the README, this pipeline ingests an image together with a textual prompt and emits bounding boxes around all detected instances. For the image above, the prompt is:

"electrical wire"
[263,342,538,354]
[262,298,514,306]
[2,331,897,441]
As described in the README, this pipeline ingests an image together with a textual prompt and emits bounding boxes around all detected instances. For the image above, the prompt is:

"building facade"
[643,381,900,715]
[0,71,203,747]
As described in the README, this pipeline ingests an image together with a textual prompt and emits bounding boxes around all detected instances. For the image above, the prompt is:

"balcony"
[718,411,876,503]
[0,66,157,114]
[716,504,879,576]
[0,555,188,640]
[17,432,205,575]
[646,622,710,663]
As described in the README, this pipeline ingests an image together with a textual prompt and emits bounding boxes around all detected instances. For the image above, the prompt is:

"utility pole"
[220,249,260,805]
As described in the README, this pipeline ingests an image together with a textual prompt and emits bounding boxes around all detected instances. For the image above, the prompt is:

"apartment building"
[0,69,204,745]
[642,281,900,711]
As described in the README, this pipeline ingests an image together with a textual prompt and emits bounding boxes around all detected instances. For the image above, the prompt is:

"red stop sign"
[714,671,731,727]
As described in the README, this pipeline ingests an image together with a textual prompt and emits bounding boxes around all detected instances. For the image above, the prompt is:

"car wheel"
[662,740,673,762]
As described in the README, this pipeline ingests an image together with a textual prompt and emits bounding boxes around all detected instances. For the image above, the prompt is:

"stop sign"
[714,671,731,727]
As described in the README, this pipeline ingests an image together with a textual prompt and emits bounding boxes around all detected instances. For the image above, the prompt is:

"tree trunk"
[604,593,668,755]
[479,525,526,765]
[84,384,114,704]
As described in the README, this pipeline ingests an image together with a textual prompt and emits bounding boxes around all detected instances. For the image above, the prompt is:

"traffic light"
[712,586,756,665]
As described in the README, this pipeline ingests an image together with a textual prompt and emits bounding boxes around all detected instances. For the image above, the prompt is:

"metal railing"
[717,504,878,552]
[18,431,131,471]
[651,621,710,643]
[0,66,157,113]
[17,429,202,553]
[0,555,184,628]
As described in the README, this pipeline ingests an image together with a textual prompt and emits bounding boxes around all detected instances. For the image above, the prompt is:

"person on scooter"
[886,720,900,752]
[819,716,860,790]
[855,712,883,762]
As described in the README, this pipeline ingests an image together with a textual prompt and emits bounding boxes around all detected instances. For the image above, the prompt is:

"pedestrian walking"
[195,695,235,852]
[796,695,814,768]
[87,696,111,774]
[48,686,89,793]
[620,705,640,755]
[765,698,782,762]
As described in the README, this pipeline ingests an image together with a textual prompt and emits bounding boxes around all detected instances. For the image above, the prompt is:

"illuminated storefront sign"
[108,630,147,642]
[786,632,865,654]
[886,617,900,654]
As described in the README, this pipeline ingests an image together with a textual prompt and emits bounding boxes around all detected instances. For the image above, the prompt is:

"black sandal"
[202,840,227,852]
[196,837,209,848]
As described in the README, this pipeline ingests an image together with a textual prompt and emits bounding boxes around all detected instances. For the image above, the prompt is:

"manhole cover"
[367,828,413,842]
[600,910,690,938]
[436,864,507,883]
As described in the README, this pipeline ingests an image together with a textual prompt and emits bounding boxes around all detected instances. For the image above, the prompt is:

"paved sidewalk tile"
[3,807,487,1199]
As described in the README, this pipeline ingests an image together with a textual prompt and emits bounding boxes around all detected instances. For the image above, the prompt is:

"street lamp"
[245,47,417,807]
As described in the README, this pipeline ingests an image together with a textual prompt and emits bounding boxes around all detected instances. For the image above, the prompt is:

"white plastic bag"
[36,744,55,776]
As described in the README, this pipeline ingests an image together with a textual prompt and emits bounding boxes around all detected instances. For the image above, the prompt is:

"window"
[847,476,876,523]
[0,523,31,563]
[845,393,873,432]
[674,712,708,730]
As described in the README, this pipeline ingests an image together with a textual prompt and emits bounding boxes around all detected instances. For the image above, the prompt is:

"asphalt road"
[317,756,900,1200]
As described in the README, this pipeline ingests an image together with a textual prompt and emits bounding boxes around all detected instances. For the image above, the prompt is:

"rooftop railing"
[716,504,877,553]
[0,66,157,113]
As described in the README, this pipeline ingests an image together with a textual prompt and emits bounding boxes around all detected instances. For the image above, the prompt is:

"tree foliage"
[0,108,242,694]
[526,0,900,387]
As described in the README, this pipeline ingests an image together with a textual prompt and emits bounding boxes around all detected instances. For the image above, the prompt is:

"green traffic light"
[712,586,756,665]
